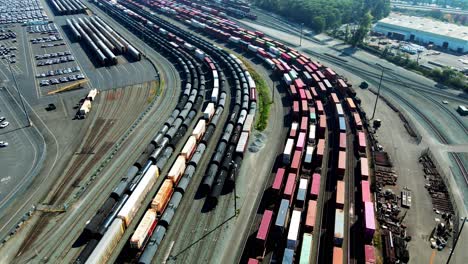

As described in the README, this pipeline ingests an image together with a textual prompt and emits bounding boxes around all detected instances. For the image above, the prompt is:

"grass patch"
[239,57,272,131]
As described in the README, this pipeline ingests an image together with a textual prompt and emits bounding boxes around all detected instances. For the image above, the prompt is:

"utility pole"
[370,63,392,121]
[447,217,468,264]
[5,57,30,126]
[416,50,422,65]
[299,23,304,47]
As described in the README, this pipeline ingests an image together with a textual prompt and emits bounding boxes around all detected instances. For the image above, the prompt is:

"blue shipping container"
[338,117,346,132]
[275,199,290,232]
[283,248,294,264]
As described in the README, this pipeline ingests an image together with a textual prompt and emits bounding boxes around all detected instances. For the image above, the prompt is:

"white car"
[0,116,4,122]
[0,121,9,128]
[0,141,8,147]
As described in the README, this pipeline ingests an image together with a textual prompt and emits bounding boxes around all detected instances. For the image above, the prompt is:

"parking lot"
[27,23,88,96]
[0,0,48,25]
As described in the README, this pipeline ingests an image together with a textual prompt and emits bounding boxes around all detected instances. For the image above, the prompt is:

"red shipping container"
[305,89,312,102]
[272,168,286,194]
[318,82,326,93]
[310,173,321,199]
[294,78,305,89]
[336,181,345,209]
[338,79,348,89]
[362,180,371,203]
[250,88,257,102]
[364,245,376,264]
[331,93,339,104]
[361,157,369,180]
[364,202,376,241]
[319,115,326,137]
[354,112,362,129]
[308,62,318,71]
[317,139,325,160]
[311,73,320,83]
[305,200,317,232]
[339,133,346,150]
[304,65,313,74]
[296,132,306,151]
[358,131,366,153]
[324,67,337,80]
[333,247,343,264]
[301,100,308,113]
[316,100,324,115]
[293,101,300,118]
[290,122,299,138]
[291,150,302,172]
[300,116,308,132]
[256,210,273,247]
[280,53,291,62]
[316,70,325,79]
[338,151,346,177]
[311,87,318,98]
[347,97,356,111]
[289,85,297,98]
[283,172,297,203]
[299,88,306,100]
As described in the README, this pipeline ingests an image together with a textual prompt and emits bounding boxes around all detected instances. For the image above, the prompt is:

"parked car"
[0,116,5,122]
[0,121,9,128]
[0,141,8,147]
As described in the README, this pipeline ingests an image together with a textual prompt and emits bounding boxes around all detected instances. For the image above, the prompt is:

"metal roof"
[377,13,468,41]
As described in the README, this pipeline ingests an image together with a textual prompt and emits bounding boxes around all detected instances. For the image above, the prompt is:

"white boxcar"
[85,218,125,264]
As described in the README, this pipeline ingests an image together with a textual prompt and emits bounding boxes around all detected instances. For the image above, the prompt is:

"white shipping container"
[203,103,215,120]
[85,218,125,264]
[130,209,157,249]
[212,70,219,80]
[336,104,344,117]
[283,73,292,85]
[247,76,256,89]
[168,155,186,183]
[159,28,167,35]
[192,119,206,141]
[228,36,240,43]
[265,58,275,69]
[195,49,205,60]
[287,210,302,250]
[267,52,277,58]
[236,132,249,153]
[248,44,258,52]
[243,114,254,132]
[117,165,159,226]
[283,138,294,164]
[304,146,314,164]
[211,88,219,103]
[183,42,195,50]
[213,78,219,89]
[308,125,316,144]
[299,178,308,191]
[181,136,197,159]
[229,53,238,60]
[269,46,280,55]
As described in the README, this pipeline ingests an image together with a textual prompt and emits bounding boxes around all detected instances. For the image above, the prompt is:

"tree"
[313,16,326,32]
[350,10,373,46]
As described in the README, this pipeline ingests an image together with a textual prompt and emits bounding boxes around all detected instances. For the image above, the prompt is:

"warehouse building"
[373,14,468,53]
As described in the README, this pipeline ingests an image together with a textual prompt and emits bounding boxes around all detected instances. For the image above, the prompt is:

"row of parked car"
[36,66,81,78]
[36,55,75,66]
[39,73,85,86]
[35,51,72,60]
[0,115,10,148]
[27,24,58,34]
[31,35,63,44]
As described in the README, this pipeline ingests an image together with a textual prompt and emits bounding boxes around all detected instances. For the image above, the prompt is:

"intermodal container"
[310,111,317,124]
[331,93,339,104]
[151,179,173,214]
[272,168,286,194]
[294,78,305,89]
[360,157,369,180]
[192,119,206,141]
[304,146,314,164]
[181,136,197,160]
[289,84,297,98]
[296,178,308,208]
[287,210,301,249]
[336,181,345,209]
[336,104,344,117]
[311,87,319,98]
[204,103,215,120]
[284,173,297,204]
[301,100,308,113]
[317,139,325,161]
[346,97,356,111]
[296,132,306,151]
[243,114,254,133]
[339,133,346,150]
[358,131,366,153]
[365,245,376,264]
[362,180,371,203]
[316,70,325,79]
[311,73,320,83]
[338,117,346,132]
[293,100,300,118]
[338,151,346,177]
[334,209,344,246]
[275,199,290,233]
[305,89,312,102]
[130,209,157,249]
[354,112,362,129]
[283,248,294,264]
[319,115,326,137]
[168,155,186,184]
[324,68,337,80]
[364,202,376,241]
[300,116,308,132]
[256,210,273,248]
[291,150,302,173]
[300,233,313,264]
[323,79,333,90]
[310,173,320,199]
[290,122,299,138]
[308,125,316,144]
[333,247,343,264]
[248,258,259,264]
[283,138,294,164]
[305,200,317,232]
[315,100,324,115]
[236,132,249,154]
[318,82,326,93]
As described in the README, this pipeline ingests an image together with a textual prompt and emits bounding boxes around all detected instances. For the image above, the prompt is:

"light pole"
[370,63,393,121]
[447,217,468,264]
[299,23,304,46]
[5,57,30,127]
[416,50,422,65]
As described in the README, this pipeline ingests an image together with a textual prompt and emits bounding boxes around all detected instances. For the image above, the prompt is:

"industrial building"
[373,14,468,53]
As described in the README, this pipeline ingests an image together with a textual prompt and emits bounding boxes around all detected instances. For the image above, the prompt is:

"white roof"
[377,13,468,41]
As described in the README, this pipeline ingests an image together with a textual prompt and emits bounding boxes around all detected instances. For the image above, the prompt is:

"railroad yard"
[0,0,466,264]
